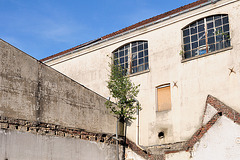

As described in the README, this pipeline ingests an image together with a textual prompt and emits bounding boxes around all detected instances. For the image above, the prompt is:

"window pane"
[214,15,221,20]
[199,39,206,46]
[224,40,231,48]
[206,16,213,22]
[144,42,148,49]
[191,27,197,34]
[145,57,148,63]
[138,65,144,72]
[125,49,128,55]
[183,29,190,36]
[184,36,190,44]
[198,32,205,40]
[125,44,130,49]
[119,46,124,51]
[132,46,137,53]
[132,67,137,73]
[223,24,229,32]
[125,63,128,68]
[197,19,204,25]
[216,42,224,50]
[145,64,149,70]
[125,56,128,62]
[139,58,143,65]
[192,49,198,57]
[207,22,213,29]
[132,60,137,66]
[192,42,198,49]
[209,44,215,52]
[144,50,148,56]
[191,35,198,42]
[223,32,230,40]
[184,51,191,59]
[223,16,229,24]
[184,44,190,51]
[208,37,215,44]
[132,53,137,60]
[190,22,197,27]
[215,19,222,27]
[120,57,124,63]
[119,51,124,57]
[138,44,143,51]
[138,51,143,58]
[216,35,223,42]
[207,29,214,37]
[114,52,118,58]
[198,24,205,32]
[132,42,137,46]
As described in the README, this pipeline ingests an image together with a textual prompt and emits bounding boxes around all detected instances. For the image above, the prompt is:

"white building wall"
[45,0,240,146]
[192,116,240,160]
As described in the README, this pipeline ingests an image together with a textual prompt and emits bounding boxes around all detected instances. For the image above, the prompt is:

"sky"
[0,0,196,60]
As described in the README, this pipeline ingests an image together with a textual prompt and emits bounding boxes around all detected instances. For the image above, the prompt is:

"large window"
[182,14,231,59]
[113,41,149,74]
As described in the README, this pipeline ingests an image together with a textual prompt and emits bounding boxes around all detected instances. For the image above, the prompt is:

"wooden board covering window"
[157,85,171,111]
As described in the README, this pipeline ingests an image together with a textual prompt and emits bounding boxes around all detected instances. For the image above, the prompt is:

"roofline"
[185,95,240,150]
[40,0,219,63]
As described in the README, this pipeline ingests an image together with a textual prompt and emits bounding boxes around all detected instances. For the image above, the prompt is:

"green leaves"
[105,57,141,121]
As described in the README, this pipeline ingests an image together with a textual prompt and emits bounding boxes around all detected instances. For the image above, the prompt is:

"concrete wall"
[0,129,117,160]
[45,0,240,146]
[0,38,116,135]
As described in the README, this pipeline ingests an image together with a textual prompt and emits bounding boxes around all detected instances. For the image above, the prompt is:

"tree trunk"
[122,120,127,160]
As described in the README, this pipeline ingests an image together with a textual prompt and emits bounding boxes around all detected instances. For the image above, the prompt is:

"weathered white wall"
[165,151,190,160]
[45,0,240,146]
[192,116,240,160]
[0,129,117,160]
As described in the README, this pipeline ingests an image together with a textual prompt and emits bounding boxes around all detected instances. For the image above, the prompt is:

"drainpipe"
[136,105,140,145]
[134,99,146,152]
[133,98,140,146]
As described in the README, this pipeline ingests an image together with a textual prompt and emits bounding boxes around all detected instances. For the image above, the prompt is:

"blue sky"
[0,0,196,60]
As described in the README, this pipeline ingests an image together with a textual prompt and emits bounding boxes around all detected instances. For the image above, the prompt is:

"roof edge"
[40,0,212,63]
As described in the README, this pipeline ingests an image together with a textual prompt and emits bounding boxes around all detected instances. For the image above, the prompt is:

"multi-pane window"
[113,41,149,74]
[182,14,231,59]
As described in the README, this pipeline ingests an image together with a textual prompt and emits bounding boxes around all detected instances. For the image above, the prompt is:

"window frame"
[182,14,231,61]
[112,41,149,75]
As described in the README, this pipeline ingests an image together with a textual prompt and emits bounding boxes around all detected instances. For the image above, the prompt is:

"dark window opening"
[182,14,231,60]
[113,41,149,75]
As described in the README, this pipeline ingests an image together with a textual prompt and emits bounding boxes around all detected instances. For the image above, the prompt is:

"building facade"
[41,0,240,149]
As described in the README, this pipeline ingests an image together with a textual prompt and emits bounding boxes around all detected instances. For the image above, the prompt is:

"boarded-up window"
[157,84,171,111]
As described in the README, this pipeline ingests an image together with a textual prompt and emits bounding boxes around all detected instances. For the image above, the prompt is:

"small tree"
[105,58,141,160]
[105,59,141,123]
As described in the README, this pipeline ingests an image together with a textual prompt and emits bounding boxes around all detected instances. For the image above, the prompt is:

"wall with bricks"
[0,39,116,134]
[0,39,122,159]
